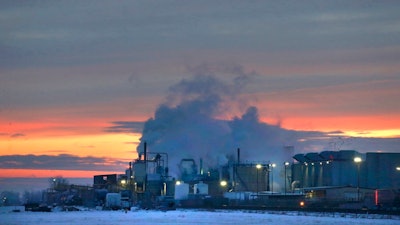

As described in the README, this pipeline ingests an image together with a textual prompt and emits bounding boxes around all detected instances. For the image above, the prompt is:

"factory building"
[93,174,118,190]
[291,150,400,190]
[291,150,400,209]
[292,150,363,188]
[233,163,269,193]
[91,146,399,210]
[365,152,400,189]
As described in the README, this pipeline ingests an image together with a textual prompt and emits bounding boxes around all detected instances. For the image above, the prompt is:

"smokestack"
[237,148,240,164]
[144,141,147,192]
[129,162,132,188]
[199,158,204,175]
[144,141,147,162]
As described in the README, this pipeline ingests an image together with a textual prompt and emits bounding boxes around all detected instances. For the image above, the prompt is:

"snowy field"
[1,207,399,225]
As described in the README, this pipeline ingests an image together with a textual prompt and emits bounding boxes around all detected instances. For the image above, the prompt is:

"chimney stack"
[237,148,240,164]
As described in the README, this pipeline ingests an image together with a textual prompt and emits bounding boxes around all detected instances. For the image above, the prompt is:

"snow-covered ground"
[1,207,398,225]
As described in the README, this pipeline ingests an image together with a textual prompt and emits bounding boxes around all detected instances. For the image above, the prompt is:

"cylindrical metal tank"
[133,162,146,182]
[174,182,189,200]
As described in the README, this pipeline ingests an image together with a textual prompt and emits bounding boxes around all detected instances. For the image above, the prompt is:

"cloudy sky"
[1,1,400,185]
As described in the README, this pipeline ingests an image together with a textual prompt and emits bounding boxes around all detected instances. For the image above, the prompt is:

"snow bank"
[1,208,398,225]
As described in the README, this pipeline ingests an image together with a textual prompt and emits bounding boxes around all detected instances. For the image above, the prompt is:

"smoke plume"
[136,63,296,175]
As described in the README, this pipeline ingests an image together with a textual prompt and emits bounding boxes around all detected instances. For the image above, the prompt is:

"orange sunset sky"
[1,1,400,182]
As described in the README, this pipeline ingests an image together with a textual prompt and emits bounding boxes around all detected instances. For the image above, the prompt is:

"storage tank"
[133,162,146,182]
[174,182,189,200]
[105,193,121,210]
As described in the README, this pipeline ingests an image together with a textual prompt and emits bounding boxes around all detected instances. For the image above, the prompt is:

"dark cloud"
[0,178,92,193]
[1,1,399,122]
[105,121,144,133]
[10,133,25,138]
[0,133,25,138]
[1,1,399,69]
[0,154,126,171]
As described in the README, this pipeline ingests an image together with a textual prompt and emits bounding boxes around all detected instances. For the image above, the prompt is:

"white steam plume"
[137,63,294,176]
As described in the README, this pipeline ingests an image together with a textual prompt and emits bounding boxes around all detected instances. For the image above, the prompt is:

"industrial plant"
[72,143,400,212]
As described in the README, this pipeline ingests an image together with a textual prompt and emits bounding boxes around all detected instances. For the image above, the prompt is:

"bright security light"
[354,157,362,163]
[220,180,227,187]
[256,164,262,169]
[284,162,290,166]
[120,180,126,184]
[176,180,182,185]
[396,167,400,171]
[272,163,276,168]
